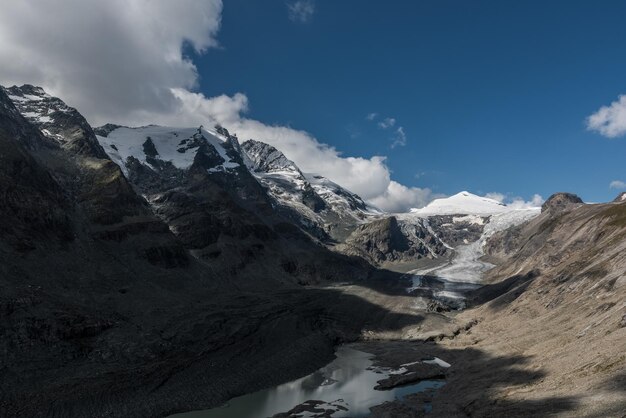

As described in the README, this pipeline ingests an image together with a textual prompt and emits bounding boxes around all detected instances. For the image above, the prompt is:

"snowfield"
[409,191,508,216]
[97,125,239,175]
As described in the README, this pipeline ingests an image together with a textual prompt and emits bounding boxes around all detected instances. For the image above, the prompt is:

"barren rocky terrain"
[354,194,626,417]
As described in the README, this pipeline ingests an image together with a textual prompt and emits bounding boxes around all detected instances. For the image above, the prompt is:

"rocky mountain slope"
[241,139,375,241]
[341,193,625,417]
[0,85,415,418]
[419,193,626,416]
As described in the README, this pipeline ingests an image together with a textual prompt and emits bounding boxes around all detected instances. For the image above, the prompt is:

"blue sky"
[189,0,626,203]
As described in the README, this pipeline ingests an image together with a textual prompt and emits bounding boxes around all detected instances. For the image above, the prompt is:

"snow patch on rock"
[97,125,239,174]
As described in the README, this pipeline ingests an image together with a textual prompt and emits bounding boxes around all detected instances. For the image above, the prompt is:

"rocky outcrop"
[373,362,446,390]
[342,217,411,262]
[242,139,300,173]
[337,213,492,267]
[541,192,583,214]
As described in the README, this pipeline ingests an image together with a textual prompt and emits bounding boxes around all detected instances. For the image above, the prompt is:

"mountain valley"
[0,85,624,418]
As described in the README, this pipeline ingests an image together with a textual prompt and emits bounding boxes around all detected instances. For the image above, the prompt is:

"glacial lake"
[169,345,445,418]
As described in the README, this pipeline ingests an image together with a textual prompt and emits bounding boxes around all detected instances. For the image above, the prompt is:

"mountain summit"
[410,191,511,216]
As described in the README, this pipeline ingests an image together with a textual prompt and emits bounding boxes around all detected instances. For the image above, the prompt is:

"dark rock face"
[272,400,348,418]
[0,91,74,250]
[342,217,413,262]
[93,123,122,137]
[373,362,445,390]
[541,192,583,214]
[142,137,159,158]
[302,183,327,212]
[339,214,488,266]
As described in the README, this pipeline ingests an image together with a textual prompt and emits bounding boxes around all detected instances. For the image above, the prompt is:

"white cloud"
[287,0,315,23]
[390,127,407,148]
[484,192,543,209]
[587,95,626,138]
[507,194,544,209]
[0,0,223,127]
[0,0,431,213]
[378,117,396,129]
[367,114,407,148]
[368,181,440,213]
[610,180,626,189]
[484,192,505,203]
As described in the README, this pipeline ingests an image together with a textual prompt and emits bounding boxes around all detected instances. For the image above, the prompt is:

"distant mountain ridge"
[1,84,545,268]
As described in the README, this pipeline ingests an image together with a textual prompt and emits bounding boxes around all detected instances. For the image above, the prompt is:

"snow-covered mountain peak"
[5,84,74,135]
[241,139,300,174]
[5,84,50,101]
[409,191,510,216]
[4,85,108,158]
[96,125,239,175]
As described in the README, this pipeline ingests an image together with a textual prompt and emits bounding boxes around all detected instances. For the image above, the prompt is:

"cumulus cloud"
[485,192,544,209]
[0,0,223,127]
[587,95,626,138]
[610,180,626,189]
[484,192,505,203]
[0,0,430,212]
[366,112,378,121]
[287,0,315,23]
[368,181,440,213]
[507,194,544,209]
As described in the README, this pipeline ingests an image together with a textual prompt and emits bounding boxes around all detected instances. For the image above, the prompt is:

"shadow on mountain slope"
[352,340,579,418]
[466,269,540,310]
[0,276,430,418]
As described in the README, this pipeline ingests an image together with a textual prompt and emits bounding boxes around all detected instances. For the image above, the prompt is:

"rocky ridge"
[241,139,374,241]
